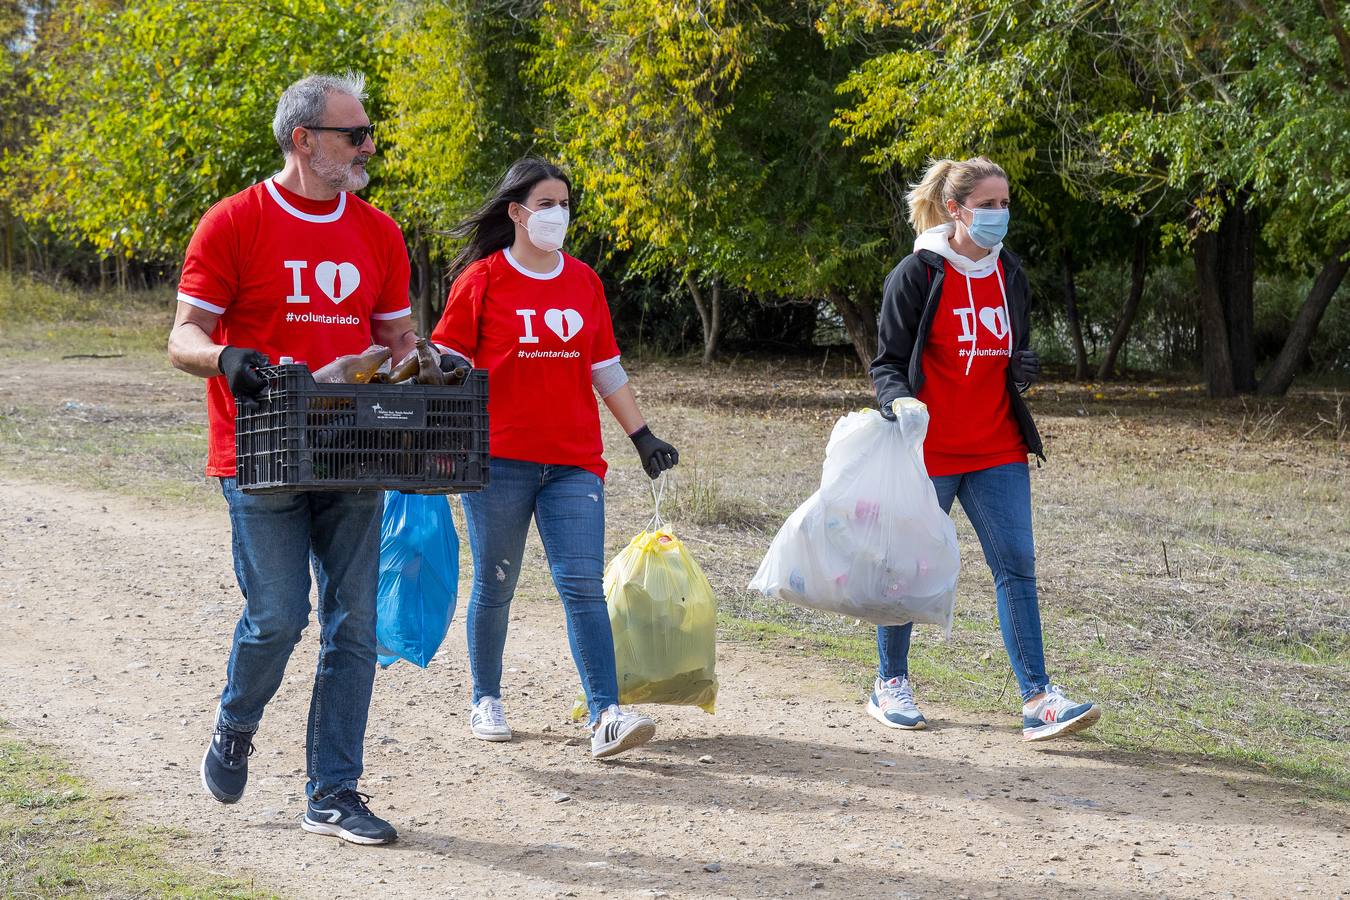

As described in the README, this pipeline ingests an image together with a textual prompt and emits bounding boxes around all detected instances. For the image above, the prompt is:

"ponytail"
[906,159,954,234]
[905,156,1008,234]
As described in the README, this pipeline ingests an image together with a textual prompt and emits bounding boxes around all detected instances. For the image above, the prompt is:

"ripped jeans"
[460,458,619,723]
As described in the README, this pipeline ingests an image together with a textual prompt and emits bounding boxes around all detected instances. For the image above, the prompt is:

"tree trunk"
[1193,226,1236,397]
[1221,194,1257,392]
[412,234,435,335]
[1258,238,1350,396]
[1097,231,1149,380]
[829,288,878,370]
[685,274,721,364]
[1,209,12,273]
[1192,193,1258,397]
[1061,247,1090,380]
[706,280,721,363]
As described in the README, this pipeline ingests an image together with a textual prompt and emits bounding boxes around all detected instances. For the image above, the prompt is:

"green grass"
[0,730,278,898]
[721,613,1350,802]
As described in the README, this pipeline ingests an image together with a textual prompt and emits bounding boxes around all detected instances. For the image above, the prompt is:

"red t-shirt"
[430,248,621,478]
[177,177,412,476]
[916,260,1028,476]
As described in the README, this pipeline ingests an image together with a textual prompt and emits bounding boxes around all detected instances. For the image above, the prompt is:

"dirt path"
[1,477,1346,899]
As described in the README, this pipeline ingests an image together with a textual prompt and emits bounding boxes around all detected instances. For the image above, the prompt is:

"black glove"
[879,397,897,421]
[218,346,270,399]
[438,350,471,373]
[629,425,678,479]
[1010,349,1040,387]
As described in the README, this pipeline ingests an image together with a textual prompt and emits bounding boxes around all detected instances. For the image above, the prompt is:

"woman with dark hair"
[431,158,679,759]
[867,155,1100,742]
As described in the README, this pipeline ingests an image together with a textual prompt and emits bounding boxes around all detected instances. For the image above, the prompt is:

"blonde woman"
[868,156,1100,742]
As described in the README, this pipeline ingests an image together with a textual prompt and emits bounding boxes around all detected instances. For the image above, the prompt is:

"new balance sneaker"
[200,719,255,804]
[302,789,398,845]
[866,675,927,730]
[590,704,656,759]
[469,696,512,742]
[1022,685,1100,742]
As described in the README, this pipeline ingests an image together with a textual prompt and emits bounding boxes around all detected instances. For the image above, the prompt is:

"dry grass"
[611,359,1350,797]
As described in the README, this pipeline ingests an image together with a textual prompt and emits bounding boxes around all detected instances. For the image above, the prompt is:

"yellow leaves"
[536,0,764,261]
[9,0,394,261]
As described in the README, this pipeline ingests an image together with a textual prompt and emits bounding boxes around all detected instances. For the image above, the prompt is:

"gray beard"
[310,145,369,192]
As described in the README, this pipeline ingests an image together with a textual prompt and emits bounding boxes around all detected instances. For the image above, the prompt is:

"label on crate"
[356,395,428,428]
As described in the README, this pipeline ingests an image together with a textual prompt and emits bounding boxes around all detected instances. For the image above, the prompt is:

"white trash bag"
[749,409,959,630]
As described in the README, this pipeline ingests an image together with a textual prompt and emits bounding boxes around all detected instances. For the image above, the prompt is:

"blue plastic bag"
[376,492,459,668]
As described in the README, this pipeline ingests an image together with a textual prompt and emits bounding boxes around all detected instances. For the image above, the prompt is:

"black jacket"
[869,247,1045,461]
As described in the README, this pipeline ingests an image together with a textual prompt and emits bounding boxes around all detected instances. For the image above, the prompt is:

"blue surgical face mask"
[959,204,1009,250]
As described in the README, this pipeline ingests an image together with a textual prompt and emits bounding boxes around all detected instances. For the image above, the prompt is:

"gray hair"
[272,72,367,155]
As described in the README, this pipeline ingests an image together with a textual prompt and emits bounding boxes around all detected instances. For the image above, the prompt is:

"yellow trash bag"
[571,485,718,718]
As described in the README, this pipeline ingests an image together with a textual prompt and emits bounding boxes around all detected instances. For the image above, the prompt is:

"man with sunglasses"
[168,72,416,846]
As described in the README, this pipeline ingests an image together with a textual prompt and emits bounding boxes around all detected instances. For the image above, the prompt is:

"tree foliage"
[376,0,536,253]
[535,1,902,363]
[534,0,763,273]
[4,0,382,261]
[824,0,1350,394]
[2,0,1348,390]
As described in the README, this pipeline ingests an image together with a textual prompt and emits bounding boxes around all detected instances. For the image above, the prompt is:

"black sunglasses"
[303,123,375,147]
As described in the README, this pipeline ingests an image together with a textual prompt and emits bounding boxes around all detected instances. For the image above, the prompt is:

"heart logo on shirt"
[978,305,1009,340]
[544,308,583,342]
[314,261,361,304]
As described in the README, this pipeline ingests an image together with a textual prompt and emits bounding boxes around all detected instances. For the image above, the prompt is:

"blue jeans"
[461,458,619,724]
[876,462,1050,701]
[217,478,382,799]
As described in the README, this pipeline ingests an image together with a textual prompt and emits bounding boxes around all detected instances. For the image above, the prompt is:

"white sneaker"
[1022,685,1100,742]
[469,696,512,742]
[866,676,927,730]
[590,705,655,759]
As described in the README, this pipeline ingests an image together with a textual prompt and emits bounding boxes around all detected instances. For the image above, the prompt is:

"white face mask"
[519,203,569,252]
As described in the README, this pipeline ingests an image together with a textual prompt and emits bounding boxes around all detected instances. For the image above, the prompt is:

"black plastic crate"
[235,363,489,495]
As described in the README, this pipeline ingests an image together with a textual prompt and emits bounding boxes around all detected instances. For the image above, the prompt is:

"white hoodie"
[912,224,1012,375]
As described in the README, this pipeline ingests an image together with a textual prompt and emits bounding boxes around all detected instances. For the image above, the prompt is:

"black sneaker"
[200,721,255,804]
[302,789,398,845]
